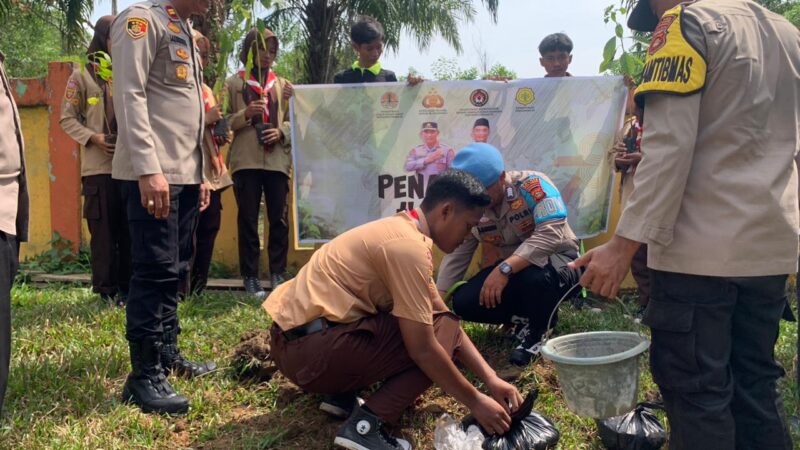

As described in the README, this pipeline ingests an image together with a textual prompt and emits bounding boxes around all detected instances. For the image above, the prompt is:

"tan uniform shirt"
[437,170,579,291]
[264,212,438,330]
[110,0,204,184]
[618,0,800,276]
[0,52,28,239]
[225,74,292,177]
[59,67,114,176]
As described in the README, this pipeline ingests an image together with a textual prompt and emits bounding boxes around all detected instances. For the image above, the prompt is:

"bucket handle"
[541,283,645,345]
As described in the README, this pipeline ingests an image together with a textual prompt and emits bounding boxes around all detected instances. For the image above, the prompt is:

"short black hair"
[539,33,573,55]
[351,16,384,45]
[421,169,491,212]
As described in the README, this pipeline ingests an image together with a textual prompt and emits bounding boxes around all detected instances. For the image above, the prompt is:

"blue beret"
[451,143,505,188]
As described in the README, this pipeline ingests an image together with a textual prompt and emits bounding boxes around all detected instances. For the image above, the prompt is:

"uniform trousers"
[190,189,223,294]
[270,312,463,424]
[232,169,288,277]
[452,258,580,335]
[644,270,792,450]
[0,232,18,417]
[122,182,198,341]
[82,175,131,296]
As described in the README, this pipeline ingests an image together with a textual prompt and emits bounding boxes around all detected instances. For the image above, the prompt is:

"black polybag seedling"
[596,401,667,450]
[462,390,560,450]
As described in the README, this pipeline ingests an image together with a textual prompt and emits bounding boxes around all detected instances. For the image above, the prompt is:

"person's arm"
[279,78,292,147]
[59,72,95,147]
[111,10,161,177]
[397,318,512,435]
[404,148,426,171]
[435,231,478,293]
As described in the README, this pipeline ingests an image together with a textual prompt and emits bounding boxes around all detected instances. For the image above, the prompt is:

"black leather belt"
[282,317,339,341]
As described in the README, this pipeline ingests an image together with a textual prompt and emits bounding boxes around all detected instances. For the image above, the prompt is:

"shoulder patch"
[126,17,149,40]
[635,5,706,102]
[521,177,547,202]
[65,78,78,99]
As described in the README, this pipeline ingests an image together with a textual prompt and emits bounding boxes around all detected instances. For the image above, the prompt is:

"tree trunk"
[302,0,342,84]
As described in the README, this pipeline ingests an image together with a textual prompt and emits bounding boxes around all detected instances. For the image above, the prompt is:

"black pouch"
[596,401,667,450]
[462,390,560,450]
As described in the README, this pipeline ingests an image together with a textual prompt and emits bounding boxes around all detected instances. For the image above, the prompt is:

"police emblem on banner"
[126,17,148,40]
[515,87,535,106]
[422,89,445,109]
[470,89,489,107]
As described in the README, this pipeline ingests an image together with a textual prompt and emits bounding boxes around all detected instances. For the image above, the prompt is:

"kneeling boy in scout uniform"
[437,143,581,366]
[265,170,522,450]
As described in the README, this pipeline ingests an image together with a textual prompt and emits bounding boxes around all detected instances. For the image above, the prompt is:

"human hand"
[262,127,282,146]
[245,99,266,120]
[199,182,211,212]
[486,376,523,415]
[469,393,512,435]
[568,235,641,298]
[484,75,511,82]
[406,75,424,86]
[283,81,294,100]
[424,149,444,164]
[90,133,115,155]
[138,173,170,219]
[615,151,642,168]
[480,267,508,309]
[206,105,222,124]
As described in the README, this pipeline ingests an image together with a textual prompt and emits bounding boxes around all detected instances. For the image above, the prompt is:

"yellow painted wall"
[17,106,52,260]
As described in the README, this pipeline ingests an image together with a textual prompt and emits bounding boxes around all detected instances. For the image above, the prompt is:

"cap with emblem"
[451,143,505,188]
[628,0,659,32]
[421,121,438,131]
[473,118,490,128]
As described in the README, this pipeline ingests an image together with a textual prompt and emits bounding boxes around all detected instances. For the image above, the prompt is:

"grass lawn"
[0,282,797,449]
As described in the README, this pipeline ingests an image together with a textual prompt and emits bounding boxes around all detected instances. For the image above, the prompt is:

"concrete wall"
[12,62,631,287]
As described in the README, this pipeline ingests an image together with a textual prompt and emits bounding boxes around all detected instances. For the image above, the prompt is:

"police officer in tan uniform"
[0,50,29,418]
[573,0,800,448]
[60,16,131,306]
[111,0,214,415]
[437,143,580,366]
[404,122,455,177]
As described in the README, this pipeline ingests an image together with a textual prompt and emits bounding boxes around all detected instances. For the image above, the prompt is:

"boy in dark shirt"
[538,33,573,78]
[334,16,398,83]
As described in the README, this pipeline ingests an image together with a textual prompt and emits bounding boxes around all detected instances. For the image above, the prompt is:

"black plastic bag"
[462,390,560,450]
[596,401,667,450]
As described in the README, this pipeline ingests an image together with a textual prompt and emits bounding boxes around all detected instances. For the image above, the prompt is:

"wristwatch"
[498,261,513,277]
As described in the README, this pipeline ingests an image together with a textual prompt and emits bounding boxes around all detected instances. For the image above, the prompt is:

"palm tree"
[263,0,500,84]
[0,0,92,53]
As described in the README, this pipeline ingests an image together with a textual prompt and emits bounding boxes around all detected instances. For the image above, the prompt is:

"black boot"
[121,337,189,414]
[160,325,217,378]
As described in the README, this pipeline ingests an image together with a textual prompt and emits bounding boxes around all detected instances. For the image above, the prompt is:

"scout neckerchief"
[239,69,277,123]
[201,87,225,170]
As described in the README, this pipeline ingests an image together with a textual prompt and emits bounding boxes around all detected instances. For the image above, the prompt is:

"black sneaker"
[243,277,266,300]
[509,324,546,366]
[320,392,365,419]
[270,272,292,289]
[334,406,411,450]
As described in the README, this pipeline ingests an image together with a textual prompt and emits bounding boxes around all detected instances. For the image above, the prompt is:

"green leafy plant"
[599,3,649,81]
[20,232,91,274]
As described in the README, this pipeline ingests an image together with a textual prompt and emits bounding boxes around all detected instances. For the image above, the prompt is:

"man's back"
[626,0,800,277]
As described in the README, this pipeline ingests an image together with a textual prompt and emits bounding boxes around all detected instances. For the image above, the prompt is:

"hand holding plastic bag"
[434,414,485,450]
[463,390,560,450]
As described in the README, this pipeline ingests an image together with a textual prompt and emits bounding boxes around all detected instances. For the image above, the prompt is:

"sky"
[91,0,615,79]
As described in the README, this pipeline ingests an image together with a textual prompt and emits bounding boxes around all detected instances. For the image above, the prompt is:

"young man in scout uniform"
[538,33,573,78]
[436,143,581,366]
[265,170,523,450]
[573,1,800,448]
[404,122,455,177]
[111,0,216,415]
[0,50,29,417]
[60,16,132,307]
[471,118,490,143]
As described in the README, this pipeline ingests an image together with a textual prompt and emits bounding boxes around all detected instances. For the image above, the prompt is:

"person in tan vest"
[111,0,216,415]
[573,1,800,448]
[0,50,29,418]
[60,16,131,307]
[189,30,233,295]
[225,28,293,297]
